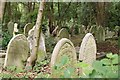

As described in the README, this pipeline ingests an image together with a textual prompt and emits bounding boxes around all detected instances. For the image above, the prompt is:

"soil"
[97,40,119,54]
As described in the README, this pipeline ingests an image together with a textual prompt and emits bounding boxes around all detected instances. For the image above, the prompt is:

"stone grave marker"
[27,26,35,54]
[7,21,14,35]
[4,34,29,68]
[27,26,46,62]
[79,25,86,34]
[97,26,105,42]
[114,26,120,37]
[45,25,50,37]
[24,23,33,37]
[57,28,69,40]
[50,38,77,77]
[89,25,97,34]
[106,31,115,39]
[89,25,98,38]
[79,33,96,65]
[37,31,46,62]
[13,23,19,36]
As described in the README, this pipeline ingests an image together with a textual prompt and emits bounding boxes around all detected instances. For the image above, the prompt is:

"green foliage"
[2,31,12,49]
[0,53,119,78]
[45,36,57,53]
[33,59,49,73]
[51,55,77,78]
[90,53,118,78]
[51,53,119,78]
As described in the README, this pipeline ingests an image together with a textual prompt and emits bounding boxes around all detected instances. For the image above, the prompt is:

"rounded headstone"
[24,23,33,37]
[57,28,69,40]
[79,33,96,65]
[97,26,105,42]
[50,38,77,77]
[27,26,46,62]
[4,34,29,68]
[27,26,35,54]
[89,25,97,36]
[7,21,14,35]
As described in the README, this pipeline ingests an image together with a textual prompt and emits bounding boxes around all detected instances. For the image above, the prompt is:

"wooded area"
[0,1,119,78]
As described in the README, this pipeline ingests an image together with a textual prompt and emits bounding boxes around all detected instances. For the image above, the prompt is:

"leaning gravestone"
[7,21,14,35]
[50,38,77,77]
[37,31,46,62]
[89,25,98,37]
[24,23,33,37]
[57,28,69,40]
[27,26,46,62]
[4,34,29,68]
[96,26,105,42]
[27,26,35,54]
[79,33,96,65]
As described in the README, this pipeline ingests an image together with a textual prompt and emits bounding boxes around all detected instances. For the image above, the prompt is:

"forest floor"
[97,40,119,54]
[0,35,119,78]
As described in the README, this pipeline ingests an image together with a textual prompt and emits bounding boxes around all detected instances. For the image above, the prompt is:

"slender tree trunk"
[0,0,6,22]
[26,0,45,67]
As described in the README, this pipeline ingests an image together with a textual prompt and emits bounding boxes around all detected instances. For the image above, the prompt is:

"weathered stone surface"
[0,58,5,67]
[50,38,77,68]
[27,26,46,62]
[37,31,46,62]
[79,25,86,34]
[57,28,69,40]
[89,25,97,35]
[106,31,115,39]
[89,25,98,39]
[4,34,29,68]
[97,26,105,42]
[79,33,96,65]
[24,23,33,37]
[13,23,19,36]
[7,21,14,35]
[27,26,35,54]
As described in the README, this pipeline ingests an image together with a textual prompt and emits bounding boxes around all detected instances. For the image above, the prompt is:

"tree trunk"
[0,0,6,22]
[96,2,106,27]
[26,0,45,67]
[47,2,54,34]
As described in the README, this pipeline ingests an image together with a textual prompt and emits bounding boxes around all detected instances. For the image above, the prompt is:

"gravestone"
[13,23,19,36]
[27,26,35,54]
[7,21,14,35]
[27,26,46,62]
[89,25,98,37]
[79,33,96,65]
[97,26,105,42]
[37,31,46,62]
[106,31,115,39]
[45,26,50,37]
[57,28,69,40]
[50,38,77,77]
[24,23,33,37]
[4,34,29,68]
[114,26,120,37]
[79,25,86,34]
